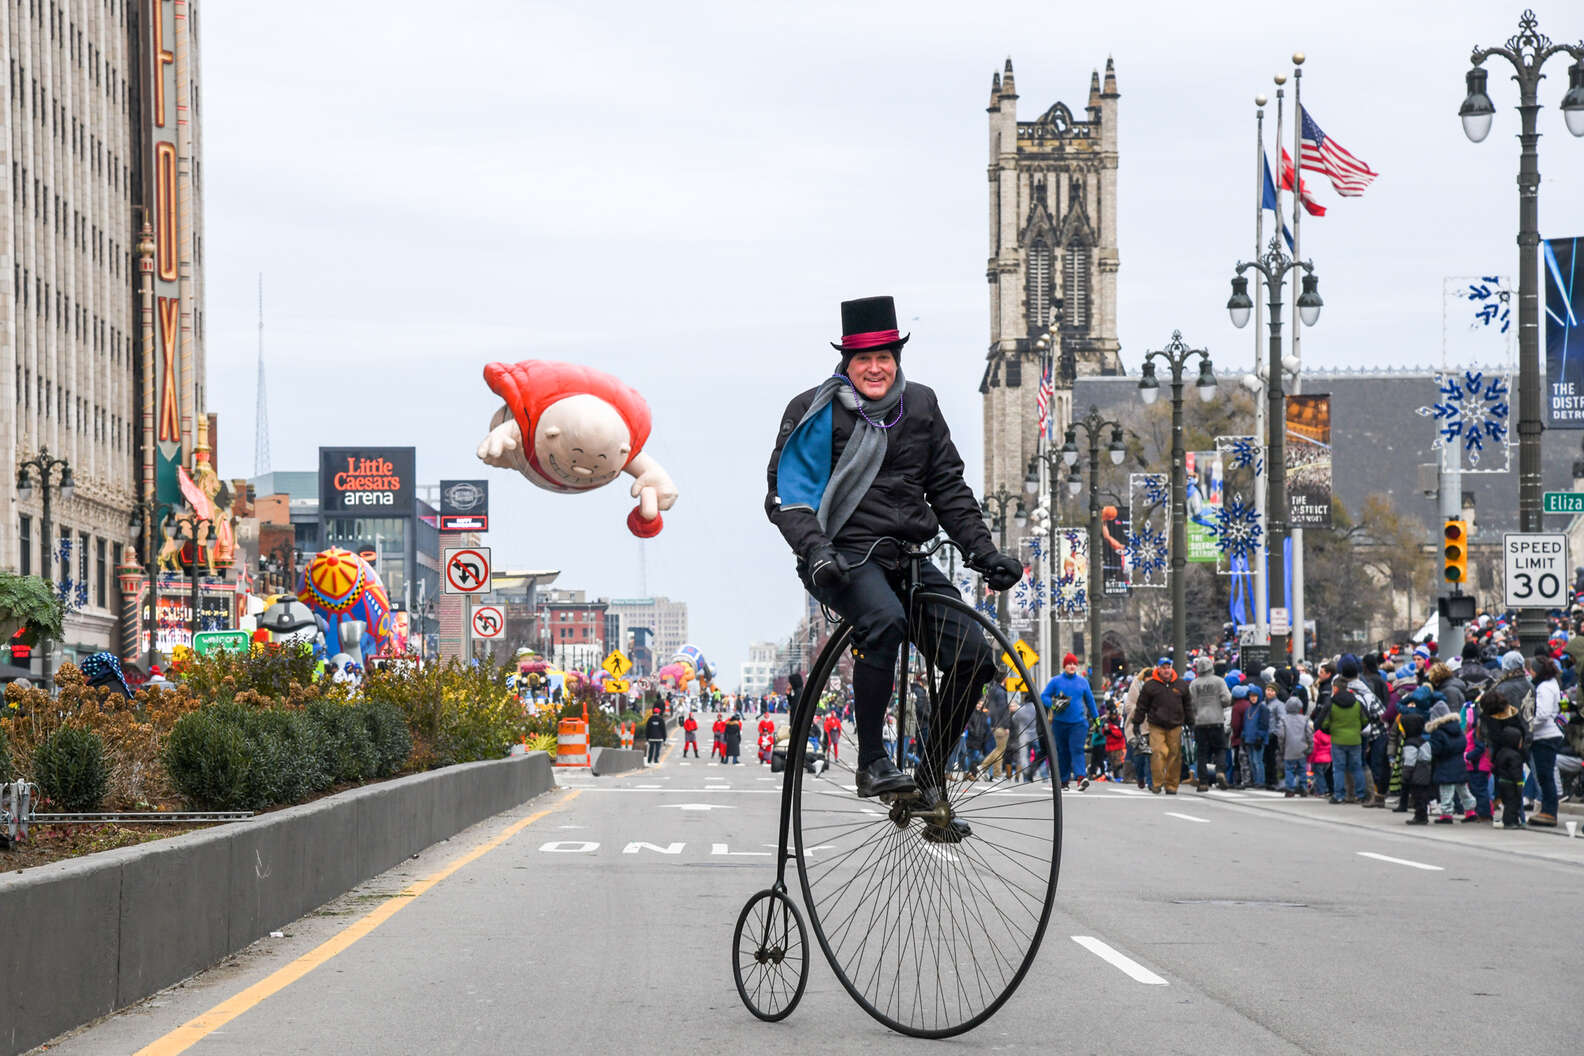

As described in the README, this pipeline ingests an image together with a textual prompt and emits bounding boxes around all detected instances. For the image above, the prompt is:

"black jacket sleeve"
[765,389,828,562]
[922,390,997,560]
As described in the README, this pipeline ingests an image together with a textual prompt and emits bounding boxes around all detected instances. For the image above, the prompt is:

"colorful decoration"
[1208,494,1263,564]
[1051,527,1089,622]
[1127,474,1169,588]
[1415,370,1512,471]
[1124,524,1168,579]
[1014,576,1046,617]
[296,548,394,664]
[477,360,679,537]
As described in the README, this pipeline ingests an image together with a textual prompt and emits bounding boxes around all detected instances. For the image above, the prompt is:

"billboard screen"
[439,479,490,532]
[319,447,415,516]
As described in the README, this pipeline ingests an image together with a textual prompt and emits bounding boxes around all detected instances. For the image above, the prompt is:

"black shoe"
[856,757,916,799]
[1078,777,1091,792]
[914,786,972,844]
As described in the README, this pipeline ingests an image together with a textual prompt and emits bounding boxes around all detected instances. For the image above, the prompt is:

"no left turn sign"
[471,605,504,639]
[444,547,492,595]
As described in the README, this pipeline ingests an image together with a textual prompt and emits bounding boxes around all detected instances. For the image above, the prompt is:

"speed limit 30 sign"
[1504,532,1569,610]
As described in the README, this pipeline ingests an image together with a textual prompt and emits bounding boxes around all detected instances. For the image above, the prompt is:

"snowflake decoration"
[1051,573,1086,618]
[1465,276,1511,334]
[1223,436,1264,475]
[957,574,976,597]
[977,597,999,618]
[1027,536,1044,559]
[1015,577,1047,617]
[1209,493,1263,563]
[1415,370,1510,466]
[1140,474,1169,508]
[1125,524,1168,579]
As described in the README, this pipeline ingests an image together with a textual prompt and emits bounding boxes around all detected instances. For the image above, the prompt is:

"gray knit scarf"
[792,370,907,540]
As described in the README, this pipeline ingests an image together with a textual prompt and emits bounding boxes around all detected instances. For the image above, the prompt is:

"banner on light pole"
[1545,237,1584,429]
[1184,451,1223,563]
[1285,394,1332,528]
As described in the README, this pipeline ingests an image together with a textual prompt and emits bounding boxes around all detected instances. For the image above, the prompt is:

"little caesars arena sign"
[319,447,415,514]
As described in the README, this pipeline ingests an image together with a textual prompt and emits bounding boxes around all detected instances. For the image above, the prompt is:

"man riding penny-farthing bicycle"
[732,296,1063,1038]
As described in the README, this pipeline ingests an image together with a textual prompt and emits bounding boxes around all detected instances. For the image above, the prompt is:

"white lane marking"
[539,841,600,853]
[634,784,663,789]
[922,845,960,863]
[661,803,736,811]
[1356,851,1443,872]
[557,824,586,830]
[622,842,684,854]
[1164,812,1210,824]
[1071,936,1168,985]
[711,843,771,857]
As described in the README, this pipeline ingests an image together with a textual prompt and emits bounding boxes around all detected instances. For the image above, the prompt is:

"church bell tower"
[982,57,1121,501]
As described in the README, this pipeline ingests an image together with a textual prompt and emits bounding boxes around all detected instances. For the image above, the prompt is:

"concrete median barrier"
[0,751,554,1056]
[590,746,646,776]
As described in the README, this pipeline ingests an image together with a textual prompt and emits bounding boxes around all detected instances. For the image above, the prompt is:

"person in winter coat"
[822,709,844,762]
[681,711,700,758]
[1103,705,1127,780]
[1007,697,1038,782]
[1041,653,1099,791]
[1310,725,1333,799]
[1240,683,1273,790]
[1274,697,1314,796]
[1132,659,1189,794]
[1458,640,1493,697]
[1461,701,1494,820]
[711,713,727,760]
[1426,661,1469,715]
[644,706,668,764]
[976,678,1013,780]
[1229,684,1253,787]
[1525,655,1564,827]
[722,712,743,765]
[1398,706,1435,824]
[1188,655,1232,791]
[1426,701,1475,823]
[1479,685,1530,829]
[1321,676,1369,804]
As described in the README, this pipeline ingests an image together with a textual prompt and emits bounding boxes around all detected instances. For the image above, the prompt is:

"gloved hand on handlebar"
[968,549,1023,592]
[806,541,853,591]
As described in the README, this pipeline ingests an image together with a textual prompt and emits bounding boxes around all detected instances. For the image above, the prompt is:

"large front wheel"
[790,591,1061,1038]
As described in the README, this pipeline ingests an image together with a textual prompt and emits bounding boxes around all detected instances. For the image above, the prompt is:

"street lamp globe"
[1562,61,1584,137]
[1296,273,1323,327]
[1023,457,1040,496]
[1035,335,1049,352]
[1061,429,1080,467]
[1226,276,1254,329]
[1196,359,1218,403]
[1137,362,1161,405]
[1013,500,1029,531]
[1065,472,1083,498]
[1460,67,1496,143]
[58,466,75,501]
[980,498,995,533]
[1108,427,1126,465]
[15,470,32,503]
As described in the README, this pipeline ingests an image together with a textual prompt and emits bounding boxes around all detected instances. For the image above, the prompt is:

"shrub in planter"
[32,725,110,812]
[361,699,412,778]
[165,708,252,810]
[306,698,378,783]
[0,725,11,783]
[240,707,329,807]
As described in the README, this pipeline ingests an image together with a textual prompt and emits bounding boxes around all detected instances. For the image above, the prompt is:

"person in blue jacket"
[1041,653,1099,791]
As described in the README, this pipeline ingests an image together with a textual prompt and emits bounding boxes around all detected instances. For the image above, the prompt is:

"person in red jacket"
[681,712,700,758]
[711,713,726,760]
[823,710,843,761]
[1102,705,1127,779]
[758,711,777,745]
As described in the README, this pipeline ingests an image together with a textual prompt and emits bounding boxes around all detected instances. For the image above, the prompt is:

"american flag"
[1036,359,1054,439]
[1299,106,1377,198]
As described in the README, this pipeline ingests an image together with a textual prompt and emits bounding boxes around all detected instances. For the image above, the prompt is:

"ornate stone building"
[982,57,1121,500]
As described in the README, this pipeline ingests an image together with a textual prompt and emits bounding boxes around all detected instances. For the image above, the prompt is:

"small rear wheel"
[732,887,809,1022]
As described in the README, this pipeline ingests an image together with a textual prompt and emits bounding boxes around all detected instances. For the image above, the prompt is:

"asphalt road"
[38,722,1581,1055]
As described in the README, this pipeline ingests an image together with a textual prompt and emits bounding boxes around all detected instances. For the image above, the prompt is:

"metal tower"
[253,274,271,477]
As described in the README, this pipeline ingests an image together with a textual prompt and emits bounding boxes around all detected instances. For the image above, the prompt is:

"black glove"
[806,542,852,590]
[970,550,1023,591]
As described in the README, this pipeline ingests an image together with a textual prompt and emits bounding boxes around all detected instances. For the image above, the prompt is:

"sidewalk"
[1177,785,1584,868]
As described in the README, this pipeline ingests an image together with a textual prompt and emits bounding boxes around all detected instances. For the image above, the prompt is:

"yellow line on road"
[134,791,579,1056]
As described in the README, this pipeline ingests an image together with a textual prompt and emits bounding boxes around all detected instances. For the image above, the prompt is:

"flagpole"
[1252,95,1269,646]
[1268,73,1285,640]
[1290,53,1306,664]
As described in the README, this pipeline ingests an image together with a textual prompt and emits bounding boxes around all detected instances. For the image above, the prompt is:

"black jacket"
[765,381,995,567]
[645,714,667,740]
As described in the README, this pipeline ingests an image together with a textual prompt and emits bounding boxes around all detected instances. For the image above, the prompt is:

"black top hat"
[831,296,910,354]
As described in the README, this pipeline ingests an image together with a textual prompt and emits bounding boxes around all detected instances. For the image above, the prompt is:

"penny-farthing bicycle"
[731,539,1062,1038]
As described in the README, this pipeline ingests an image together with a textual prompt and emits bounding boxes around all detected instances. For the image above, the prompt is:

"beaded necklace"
[833,372,905,429]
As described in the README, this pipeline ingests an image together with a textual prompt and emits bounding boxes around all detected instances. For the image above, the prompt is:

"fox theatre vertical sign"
[142,0,197,505]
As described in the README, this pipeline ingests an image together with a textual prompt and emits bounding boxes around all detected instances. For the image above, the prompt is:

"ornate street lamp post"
[1059,408,1125,691]
[1138,332,1221,674]
[981,487,1026,635]
[16,447,74,686]
[1461,9,1584,655]
[1228,238,1321,663]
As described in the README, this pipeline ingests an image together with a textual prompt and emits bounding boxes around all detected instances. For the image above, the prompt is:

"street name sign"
[1503,532,1569,610]
[1543,492,1584,514]
[443,547,492,595]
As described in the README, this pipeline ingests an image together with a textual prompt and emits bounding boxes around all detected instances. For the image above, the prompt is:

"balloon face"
[534,394,631,489]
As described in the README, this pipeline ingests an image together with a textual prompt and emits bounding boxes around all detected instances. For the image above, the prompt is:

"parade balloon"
[296,547,395,664]
[476,359,678,537]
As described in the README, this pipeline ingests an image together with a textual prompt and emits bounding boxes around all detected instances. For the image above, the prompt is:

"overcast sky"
[200,1,1584,684]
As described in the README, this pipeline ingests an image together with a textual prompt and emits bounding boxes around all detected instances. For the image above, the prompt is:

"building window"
[1026,239,1053,333]
[96,537,106,609]
[1063,243,1091,331]
[19,515,32,576]
[79,531,90,590]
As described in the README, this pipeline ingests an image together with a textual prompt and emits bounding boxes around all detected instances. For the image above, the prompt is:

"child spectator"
[1426,701,1475,824]
[1310,725,1333,799]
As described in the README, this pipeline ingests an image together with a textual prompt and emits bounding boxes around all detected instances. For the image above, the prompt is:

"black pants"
[807,553,996,778]
[646,739,663,763]
[1193,724,1225,785]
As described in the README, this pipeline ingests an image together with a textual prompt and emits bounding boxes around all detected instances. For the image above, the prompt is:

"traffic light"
[1443,519,1468,586]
